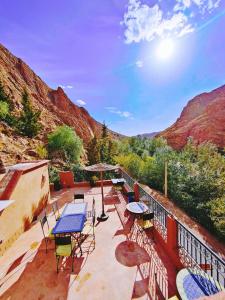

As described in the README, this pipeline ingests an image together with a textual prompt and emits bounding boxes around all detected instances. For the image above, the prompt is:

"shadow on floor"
[114,191,178,300]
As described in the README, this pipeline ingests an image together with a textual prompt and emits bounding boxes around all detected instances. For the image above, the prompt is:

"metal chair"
[74,193,84,203]
[52,201,60,221]
[39,212,55,253]
[137,212,154,230]
[82,198,95,238]
[54,235,76,273]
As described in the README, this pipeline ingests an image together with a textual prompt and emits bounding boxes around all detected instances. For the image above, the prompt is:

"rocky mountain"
[136,132,160,139]
[0,44,122,164]
[159,85,225,149]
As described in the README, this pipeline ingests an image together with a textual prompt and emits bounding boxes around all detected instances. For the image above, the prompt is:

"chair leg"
[72,254,74,273]
[56,256,60,273]
[45,238,48,253]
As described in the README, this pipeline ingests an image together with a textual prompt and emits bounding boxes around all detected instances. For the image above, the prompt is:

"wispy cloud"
[76,99,86,106]
[59,85,74,89]
[174,0,221,13]
[105,107,133,118]
[136,60,143,68]
[121,0,221,43]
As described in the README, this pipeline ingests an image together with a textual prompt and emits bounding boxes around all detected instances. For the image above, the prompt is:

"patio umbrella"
[84,163,119,221]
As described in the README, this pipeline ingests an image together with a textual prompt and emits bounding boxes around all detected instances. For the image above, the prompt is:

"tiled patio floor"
[0,186,178,300]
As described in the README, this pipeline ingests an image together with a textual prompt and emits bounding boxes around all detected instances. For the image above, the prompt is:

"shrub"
[0,101,9,120]
[48,125,83,164]
[49,166,61,190]
[36,144,48,159]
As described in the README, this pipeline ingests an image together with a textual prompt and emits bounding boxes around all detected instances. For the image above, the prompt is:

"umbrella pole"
[97,171,109,222]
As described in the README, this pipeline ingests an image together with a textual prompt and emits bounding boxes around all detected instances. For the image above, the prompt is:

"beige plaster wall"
[0,165,49,255]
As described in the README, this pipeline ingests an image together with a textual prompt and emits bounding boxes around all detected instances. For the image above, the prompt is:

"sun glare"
[156,39,174,60]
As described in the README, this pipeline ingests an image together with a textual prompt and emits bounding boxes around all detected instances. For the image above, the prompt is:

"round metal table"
[126,202,149,214]
[176,267,223,300]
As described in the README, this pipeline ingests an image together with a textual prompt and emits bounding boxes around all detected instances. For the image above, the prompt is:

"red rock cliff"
[158,85,225,149]
[0,44,121,163]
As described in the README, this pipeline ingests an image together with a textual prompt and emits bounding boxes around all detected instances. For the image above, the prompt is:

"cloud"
[105,107,133,118]
[59,85,73,89]
[174,0,221,13]
[76,99,86,106]
[122,0,221,43]
[136,60,143,68]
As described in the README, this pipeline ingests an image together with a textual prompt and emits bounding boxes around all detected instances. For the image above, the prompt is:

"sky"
[0,0,225,136]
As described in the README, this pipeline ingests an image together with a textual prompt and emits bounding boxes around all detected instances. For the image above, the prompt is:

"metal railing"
[178,222,225,289]
[120,168,169,240]
[138,185,169,240]
[119,167,225,289]
[119,168,135,189]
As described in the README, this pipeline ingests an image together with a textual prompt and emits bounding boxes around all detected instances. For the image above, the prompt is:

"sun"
[156,38,174,60]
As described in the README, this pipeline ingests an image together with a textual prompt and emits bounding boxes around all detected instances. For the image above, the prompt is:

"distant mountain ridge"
[158,85,225,149]
[0,44,122,164]
[136,132,160,139]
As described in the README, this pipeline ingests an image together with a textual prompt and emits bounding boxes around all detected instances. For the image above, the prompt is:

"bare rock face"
[0,43,120,164]
[159,85,225,149]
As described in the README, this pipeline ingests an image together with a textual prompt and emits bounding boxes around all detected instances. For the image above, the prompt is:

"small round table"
[126,202,149,214]
[176,267,223,300]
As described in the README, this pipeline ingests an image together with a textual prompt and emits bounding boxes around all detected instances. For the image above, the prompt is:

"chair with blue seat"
[39,213,55,253]
[74,193,85,203]
[55,235,77,273]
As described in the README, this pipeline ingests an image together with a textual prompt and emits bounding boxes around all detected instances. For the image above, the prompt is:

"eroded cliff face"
[159,85,225,149]
[0,44,120,164]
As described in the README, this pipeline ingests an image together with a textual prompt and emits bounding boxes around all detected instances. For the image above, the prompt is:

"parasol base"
[97,213,109,222]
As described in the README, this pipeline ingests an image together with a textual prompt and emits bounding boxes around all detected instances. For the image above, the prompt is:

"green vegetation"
[87,123,118,165]
[17,90,42,138]
[0,83,42,137]
[36,144,48,159]
[114,136,225,240]
[49,166,61,190]
[0,81,16,126]
[48,125,83,164]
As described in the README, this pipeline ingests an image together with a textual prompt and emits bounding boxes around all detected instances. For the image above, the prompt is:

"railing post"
[134,182,139,201]
[166,215,182,269]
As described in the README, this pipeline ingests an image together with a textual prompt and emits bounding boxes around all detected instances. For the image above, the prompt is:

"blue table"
[176,268,223,300]
[52,214,86,255]
[61,203,87,218]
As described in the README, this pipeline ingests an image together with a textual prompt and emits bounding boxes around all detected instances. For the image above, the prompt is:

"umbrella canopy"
[84,163,119,221]
[83,163,119,172]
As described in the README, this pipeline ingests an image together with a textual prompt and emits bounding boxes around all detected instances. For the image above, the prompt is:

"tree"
[0,81,15,124]
[87,135,100,165]
[100,122,109,162]
[17,90,42,137]
[48,125,83,164]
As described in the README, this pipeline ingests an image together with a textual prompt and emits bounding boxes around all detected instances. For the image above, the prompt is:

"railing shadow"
[113,191,176,299]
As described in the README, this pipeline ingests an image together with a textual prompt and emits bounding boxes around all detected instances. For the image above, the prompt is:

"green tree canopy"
[17,90,42,137]
[48,125,83,164]
[87,135,100,165]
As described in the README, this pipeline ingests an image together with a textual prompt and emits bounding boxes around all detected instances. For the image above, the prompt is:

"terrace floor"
[0,185,178,300]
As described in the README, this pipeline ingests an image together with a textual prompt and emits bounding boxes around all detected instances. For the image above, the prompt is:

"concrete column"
[166,215,182,269]
[59,171,75,188]
[133,182,139,201]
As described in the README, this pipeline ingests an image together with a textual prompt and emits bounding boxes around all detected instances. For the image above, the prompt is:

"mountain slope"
[0,44,122,164]
[136,132,160,139]
[158,85,225,149]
